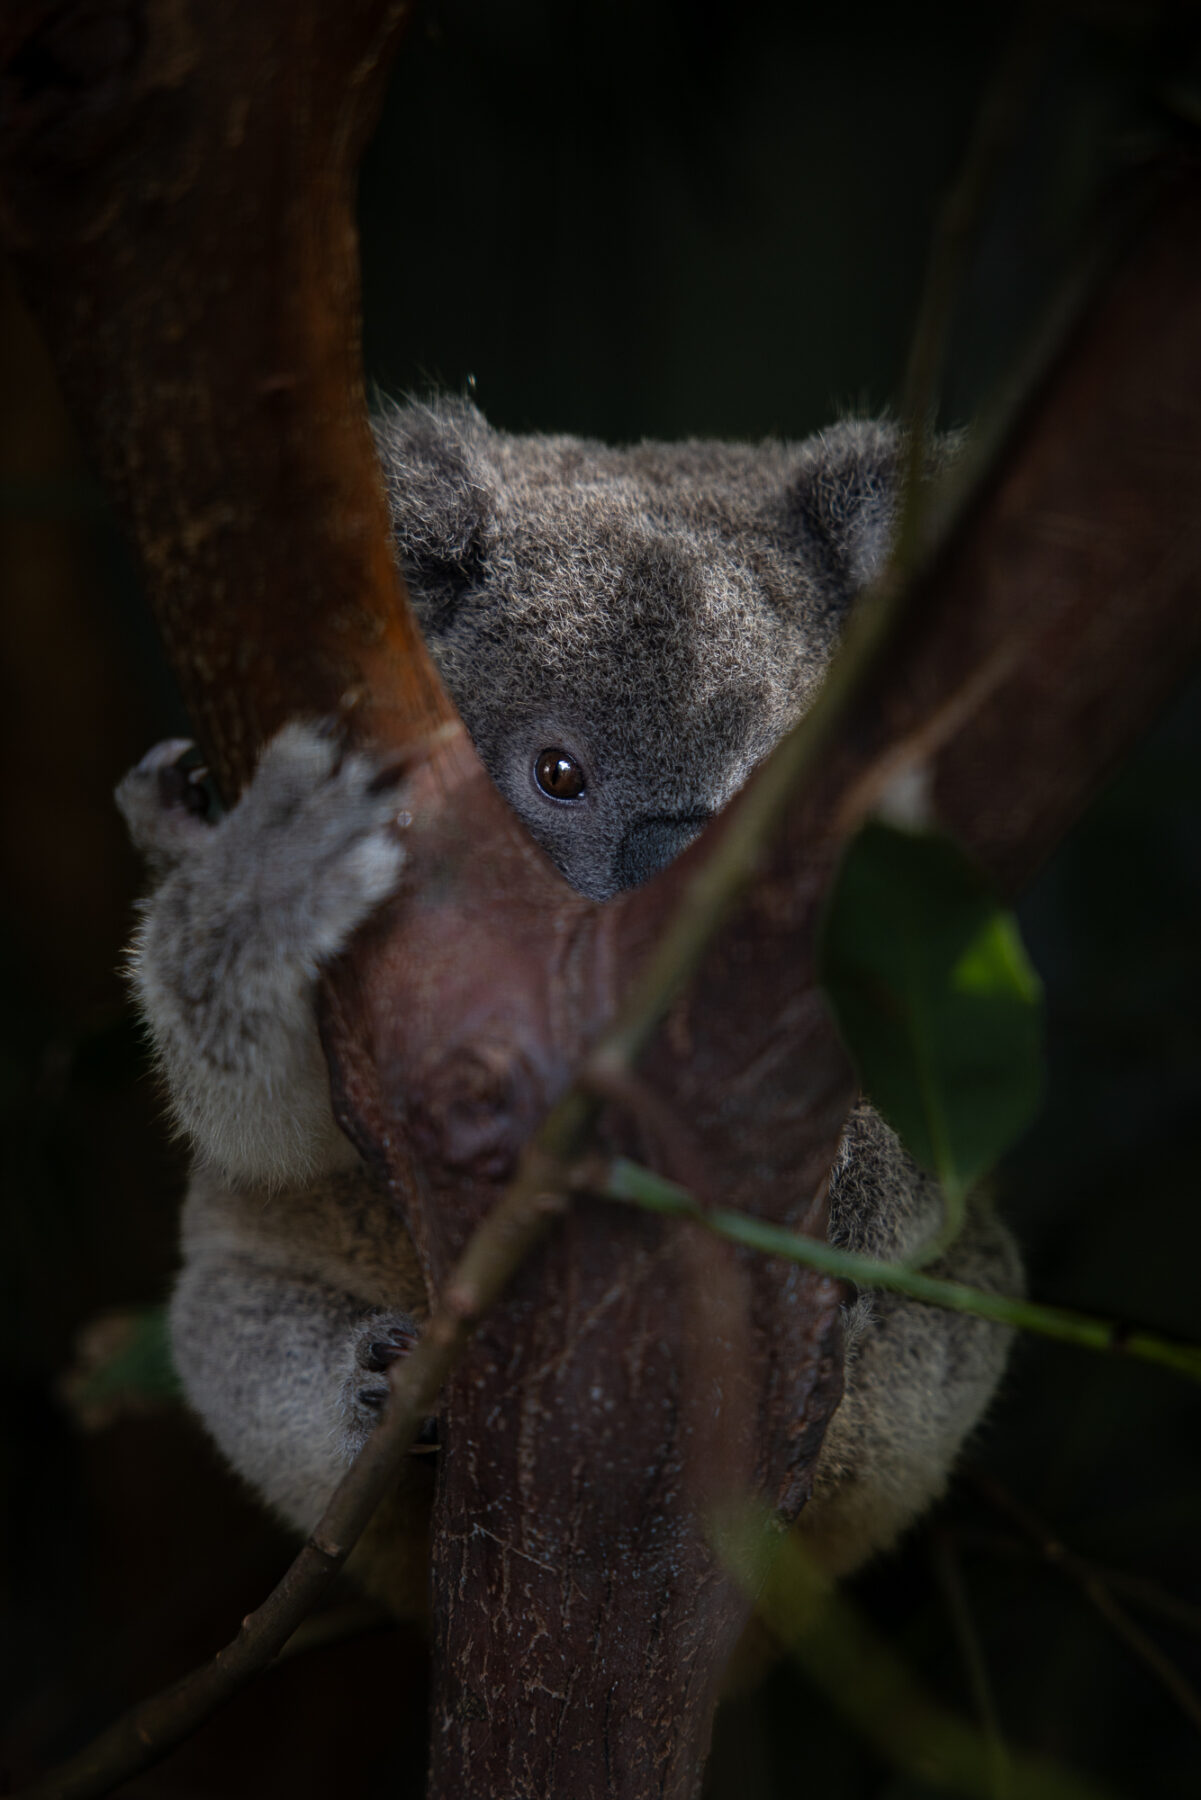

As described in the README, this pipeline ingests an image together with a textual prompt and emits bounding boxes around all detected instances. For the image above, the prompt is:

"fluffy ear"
[788,418,906,594]
[372,397,495,631]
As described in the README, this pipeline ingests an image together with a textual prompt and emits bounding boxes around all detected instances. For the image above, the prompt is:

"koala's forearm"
[172,1252,371,1532]
[130,891,352,1184]
[118,726,406,1185]
[172,1165,429,1536]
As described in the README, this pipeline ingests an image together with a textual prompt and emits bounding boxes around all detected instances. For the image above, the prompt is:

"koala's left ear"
[372,396,497,631]
[786,418,905,595]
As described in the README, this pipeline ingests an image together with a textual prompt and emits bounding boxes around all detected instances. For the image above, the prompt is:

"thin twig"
[931,1528,1012,1800]
[592,1156,1201,1383]
[1082,1582,1201,1739]
[968,1476,1201,1740]
[947,1525,1201,1642]
[718,1511,1116,1800]
[1100,1572,1201,1641]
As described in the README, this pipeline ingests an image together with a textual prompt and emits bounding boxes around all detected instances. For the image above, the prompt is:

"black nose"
[613,812,712,890]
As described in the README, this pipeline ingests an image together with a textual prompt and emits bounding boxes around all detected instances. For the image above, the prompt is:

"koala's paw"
[216,722,409,965]
[343,1316,439,1457]
[115,739,217,869]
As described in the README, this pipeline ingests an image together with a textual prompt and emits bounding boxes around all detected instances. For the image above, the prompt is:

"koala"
[116,400,1020,1608]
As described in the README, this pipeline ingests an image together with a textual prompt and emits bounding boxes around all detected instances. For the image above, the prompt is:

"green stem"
[599,1158,1201,1383]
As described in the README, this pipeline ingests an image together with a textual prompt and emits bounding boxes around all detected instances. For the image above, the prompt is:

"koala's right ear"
[786,418,904,597]
[372,397,496,631]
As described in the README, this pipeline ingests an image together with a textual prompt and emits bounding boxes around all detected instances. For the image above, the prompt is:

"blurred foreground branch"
[720,1514,1116,1800]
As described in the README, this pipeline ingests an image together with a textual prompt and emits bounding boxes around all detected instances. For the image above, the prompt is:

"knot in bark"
[412,1038,543,1181]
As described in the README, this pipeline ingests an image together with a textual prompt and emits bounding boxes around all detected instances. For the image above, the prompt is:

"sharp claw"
[157,761,212,819]
[363,1324,419,1372]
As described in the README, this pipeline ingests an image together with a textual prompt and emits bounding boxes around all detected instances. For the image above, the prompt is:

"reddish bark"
[0,0,450,794]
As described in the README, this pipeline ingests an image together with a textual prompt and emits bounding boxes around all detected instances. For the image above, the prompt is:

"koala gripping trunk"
[319,746,849,1799]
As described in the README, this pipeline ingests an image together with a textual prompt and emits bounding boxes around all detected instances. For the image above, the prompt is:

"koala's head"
[374,399,907,901]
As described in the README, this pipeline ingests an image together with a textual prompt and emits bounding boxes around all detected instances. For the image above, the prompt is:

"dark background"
[2,3,1199,1794]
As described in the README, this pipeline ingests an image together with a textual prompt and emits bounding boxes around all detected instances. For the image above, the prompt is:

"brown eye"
[534,748,586,801]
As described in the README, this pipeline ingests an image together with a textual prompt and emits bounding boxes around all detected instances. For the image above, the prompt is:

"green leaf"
[817,820,1044,1204]
[66,1304,182,1416]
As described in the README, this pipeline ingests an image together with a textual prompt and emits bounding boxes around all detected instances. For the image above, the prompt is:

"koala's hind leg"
[117,725,407,1186]
[171,1168,432,1539]
[799,1106,1023,1577]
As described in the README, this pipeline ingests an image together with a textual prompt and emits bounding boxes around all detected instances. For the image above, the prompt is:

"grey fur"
[812,1105,1020,1574]
[171,1162,429,1530]
[374,399,913,900]
[116,726,403,1185]
[119,402,1019,1596]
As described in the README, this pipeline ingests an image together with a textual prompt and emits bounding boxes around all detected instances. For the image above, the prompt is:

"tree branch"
[0,0,453,796]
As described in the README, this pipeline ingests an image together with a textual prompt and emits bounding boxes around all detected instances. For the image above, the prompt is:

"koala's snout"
[613,811,713,890]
